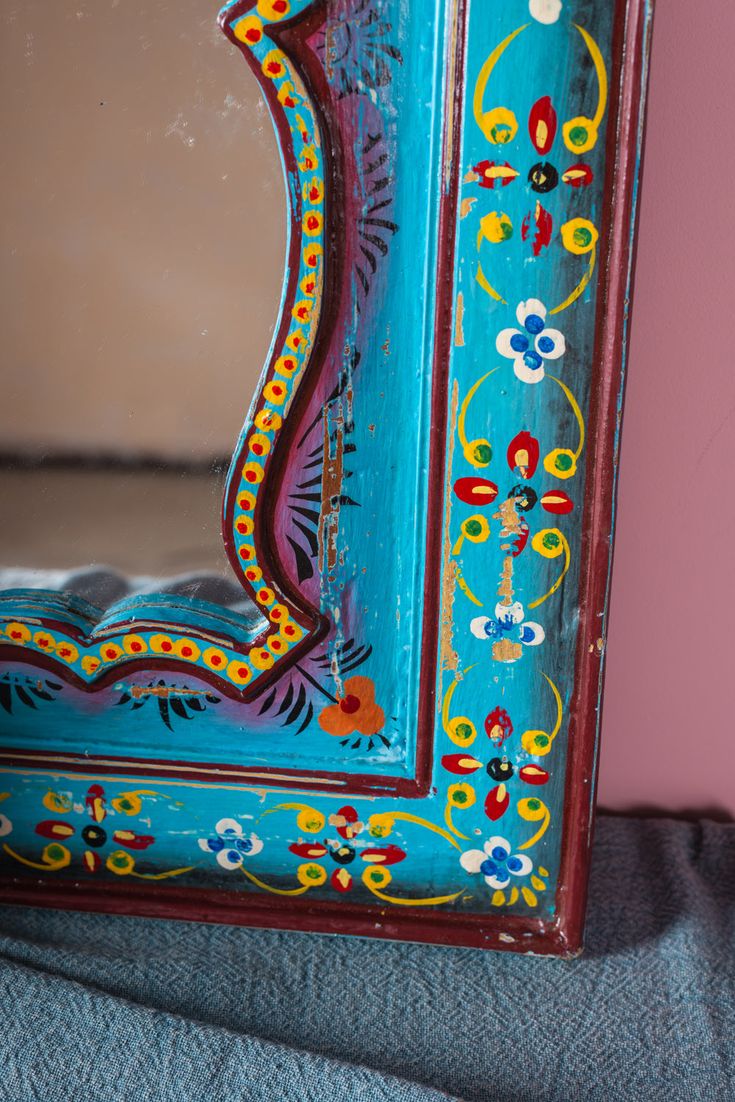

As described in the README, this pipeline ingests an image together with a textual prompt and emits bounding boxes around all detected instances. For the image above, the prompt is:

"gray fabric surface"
[0,815,732,1102]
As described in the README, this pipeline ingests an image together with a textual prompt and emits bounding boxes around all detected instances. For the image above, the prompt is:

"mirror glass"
[0,0,284,610]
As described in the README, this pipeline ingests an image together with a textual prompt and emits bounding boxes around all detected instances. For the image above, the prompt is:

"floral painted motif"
[317,676,385,738]
[2,785,191,880]
[470,602,545,654]
[460,836,532,889]
[288,836,406,894]
[32,784,155,874]
[496,299,565,384]
[198,818,264,870]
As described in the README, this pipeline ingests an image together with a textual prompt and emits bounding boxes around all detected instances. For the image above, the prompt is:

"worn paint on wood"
[0,0,653,955]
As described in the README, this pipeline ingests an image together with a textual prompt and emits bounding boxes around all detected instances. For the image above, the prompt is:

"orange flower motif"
[318,676,385,738]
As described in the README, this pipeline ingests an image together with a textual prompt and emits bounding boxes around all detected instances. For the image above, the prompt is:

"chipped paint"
[455,291,465,346]
[440,381,460,677]
[318,407,345,574]
[459,196,476,219]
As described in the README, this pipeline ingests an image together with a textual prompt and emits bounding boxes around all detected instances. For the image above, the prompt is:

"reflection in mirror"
[0,0,285,611]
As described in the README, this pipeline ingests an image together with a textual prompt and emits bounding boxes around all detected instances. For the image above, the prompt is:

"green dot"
[47,844,63,861]
[542,532,560,552]
[454,792,468,806]
[455,722,474,740]
[473,443,492,465]
[570,125,588,146]
[491,124,511,143]
[464,519,483,538]
[556,453,573,472]
[307,867,321,880]
[528,799,541,811]
[536,735,550,748]
[573,227,592,249]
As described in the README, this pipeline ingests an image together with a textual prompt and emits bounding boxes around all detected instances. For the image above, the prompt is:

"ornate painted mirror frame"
[0,0,652,955]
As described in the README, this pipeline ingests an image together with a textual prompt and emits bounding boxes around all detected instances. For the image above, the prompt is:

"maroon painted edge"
[0,874,571,957]
[552,0,653,955]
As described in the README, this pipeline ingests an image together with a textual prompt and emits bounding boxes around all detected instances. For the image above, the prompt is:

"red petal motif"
[34,820,75,840]
[85,784,106,823]
[528,96,557,154]
[507,432,539,479]
[472,160,520,188]
[289,843,328,859]
[519,765,550,785]
[485,784,510,821]
[331,868,353,892]
[521,202,553,256]
[453,477,499,506]
[562,163,594,187]
[360,845,406,866]
[112,830,155,850]
[540,490,574,515]
[440,753,483,775]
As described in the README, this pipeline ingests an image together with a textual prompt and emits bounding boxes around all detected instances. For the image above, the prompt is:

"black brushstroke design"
[0,672,63,715]
[115,680,220,732]
[255,638,376,743]
[316,0,403,100]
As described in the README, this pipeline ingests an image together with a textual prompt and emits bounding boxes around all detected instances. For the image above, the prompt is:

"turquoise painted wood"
[0,0,653,954]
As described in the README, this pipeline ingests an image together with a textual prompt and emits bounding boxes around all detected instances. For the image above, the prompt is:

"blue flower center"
[523,350,544,371]
[537,335,554,354]
[506,856,523,873]
[491,846,508,862]
[525,313,544,334]
[510,332,530,353]
[480,858,510,884]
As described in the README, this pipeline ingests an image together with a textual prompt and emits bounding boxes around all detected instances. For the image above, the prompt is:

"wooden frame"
[0,0,653,955]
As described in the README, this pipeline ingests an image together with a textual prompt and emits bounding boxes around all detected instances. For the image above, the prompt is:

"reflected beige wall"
[0,0,285,460]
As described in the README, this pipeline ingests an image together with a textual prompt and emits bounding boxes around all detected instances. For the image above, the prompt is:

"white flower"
[496,298,565,384]
[470,604,545,649]
[529,0,562,25]
[460,836,533,889]
[198,817,264,870]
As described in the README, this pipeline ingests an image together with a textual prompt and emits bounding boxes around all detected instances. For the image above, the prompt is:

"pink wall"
[597,0,735,819]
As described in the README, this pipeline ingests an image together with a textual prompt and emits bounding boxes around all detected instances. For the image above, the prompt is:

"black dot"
[82,824,107,848]
[528,161,558,194]
[508,484,538,512]
[487,757,514,782]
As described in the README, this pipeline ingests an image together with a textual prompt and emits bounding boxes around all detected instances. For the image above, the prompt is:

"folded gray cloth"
[0,815,732,1101]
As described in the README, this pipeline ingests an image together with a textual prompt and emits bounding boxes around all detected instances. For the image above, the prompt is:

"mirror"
[0,0,285,609]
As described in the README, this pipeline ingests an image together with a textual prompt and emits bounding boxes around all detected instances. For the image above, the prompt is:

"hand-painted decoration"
[0,0,653,955]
